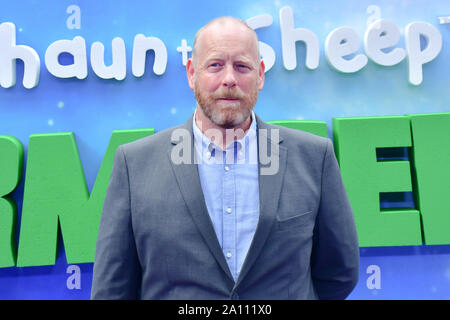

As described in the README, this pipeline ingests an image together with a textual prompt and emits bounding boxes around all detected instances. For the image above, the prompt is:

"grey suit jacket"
[91,114,359,300]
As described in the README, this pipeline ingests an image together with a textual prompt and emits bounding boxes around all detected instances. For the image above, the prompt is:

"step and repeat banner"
[1,0,450,299]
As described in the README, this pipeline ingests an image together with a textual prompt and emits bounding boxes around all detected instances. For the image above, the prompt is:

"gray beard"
[194,88,258,129]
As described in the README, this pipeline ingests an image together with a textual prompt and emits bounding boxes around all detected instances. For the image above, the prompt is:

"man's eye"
[237,64,250,69]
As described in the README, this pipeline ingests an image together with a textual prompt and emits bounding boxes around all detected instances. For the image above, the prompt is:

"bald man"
[91,17,359,300]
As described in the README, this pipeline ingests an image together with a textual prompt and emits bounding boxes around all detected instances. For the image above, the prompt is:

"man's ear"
[186,58,195,90]
[258,60,265,91]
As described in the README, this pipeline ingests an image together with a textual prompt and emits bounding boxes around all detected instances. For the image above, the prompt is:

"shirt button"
[226,207,232,214]
[224,165,230,171]
[206,151,211,159]
[226,252,232,259]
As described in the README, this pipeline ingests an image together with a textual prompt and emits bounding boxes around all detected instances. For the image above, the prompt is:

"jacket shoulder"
[119,124,186,157]
[263,122,331,151]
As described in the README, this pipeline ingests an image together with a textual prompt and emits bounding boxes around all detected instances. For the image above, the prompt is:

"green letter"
[409,113,450,245]
[333,116,421,246]
[268,120,328,137]
[17,129,153,267]
[0,136,23,267]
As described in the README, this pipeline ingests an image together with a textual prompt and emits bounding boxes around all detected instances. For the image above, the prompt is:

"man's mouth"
[217,97,239,101]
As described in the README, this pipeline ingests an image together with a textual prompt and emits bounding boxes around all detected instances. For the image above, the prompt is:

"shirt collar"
[193,110,257,162]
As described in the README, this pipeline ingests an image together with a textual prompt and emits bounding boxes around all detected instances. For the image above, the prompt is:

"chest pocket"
[275,210,313,231]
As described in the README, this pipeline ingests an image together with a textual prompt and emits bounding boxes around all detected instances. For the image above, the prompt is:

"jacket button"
[231,292,239,300]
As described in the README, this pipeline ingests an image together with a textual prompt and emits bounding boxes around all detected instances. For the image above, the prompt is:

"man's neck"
[194,106,252,150]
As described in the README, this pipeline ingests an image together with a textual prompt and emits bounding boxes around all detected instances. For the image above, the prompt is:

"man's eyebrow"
[201,53,257,66]
[235,57,258,68]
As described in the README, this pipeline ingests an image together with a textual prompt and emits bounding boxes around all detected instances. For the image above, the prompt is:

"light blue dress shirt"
[193,111,260,282]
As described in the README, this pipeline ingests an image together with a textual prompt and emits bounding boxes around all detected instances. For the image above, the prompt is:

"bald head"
[191,17,260,65]
[186,16,265,131]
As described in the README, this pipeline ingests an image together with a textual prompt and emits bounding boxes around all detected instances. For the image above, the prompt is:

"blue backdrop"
[1,0,450,299]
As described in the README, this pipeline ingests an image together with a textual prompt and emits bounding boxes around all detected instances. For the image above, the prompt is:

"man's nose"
[222,65,237,88]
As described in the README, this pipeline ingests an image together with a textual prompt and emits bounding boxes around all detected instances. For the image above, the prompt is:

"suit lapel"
[234,115,287,289]
[167,116,235,283]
